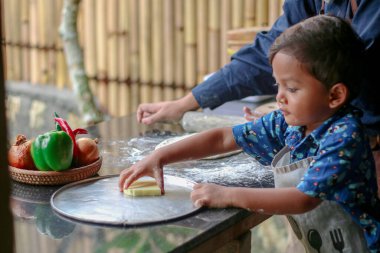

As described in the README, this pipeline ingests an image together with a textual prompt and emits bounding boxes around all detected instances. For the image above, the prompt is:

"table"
[11,114,274,253]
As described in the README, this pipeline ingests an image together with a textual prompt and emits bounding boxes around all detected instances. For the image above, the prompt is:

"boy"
[119,16,379,252]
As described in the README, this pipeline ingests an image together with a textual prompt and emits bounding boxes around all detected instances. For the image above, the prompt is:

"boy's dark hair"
[269,15,364,101]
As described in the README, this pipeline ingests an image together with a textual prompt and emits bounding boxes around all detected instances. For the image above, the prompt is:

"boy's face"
[272,52,335,133]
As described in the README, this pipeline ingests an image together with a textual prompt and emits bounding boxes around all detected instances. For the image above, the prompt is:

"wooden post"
[0,1,15,250]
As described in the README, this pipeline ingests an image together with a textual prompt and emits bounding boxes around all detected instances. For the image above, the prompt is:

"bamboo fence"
[2,0,283,117]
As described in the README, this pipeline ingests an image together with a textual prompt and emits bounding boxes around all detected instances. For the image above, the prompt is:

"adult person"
[136,0,380,192]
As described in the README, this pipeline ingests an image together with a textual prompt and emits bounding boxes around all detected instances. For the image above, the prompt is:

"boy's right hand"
[118,155,165,194]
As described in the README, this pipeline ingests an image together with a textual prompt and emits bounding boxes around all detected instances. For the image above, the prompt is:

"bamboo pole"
[269,0,280,26]
[244,0,256,27]
[139,0,152,103]
[279,0,285,16]
[163,0,175,101]
[3,0,13,80]
[220,0,231,65]
[208,0,220,73]
[107,0,119,116]
[174,0,184,94]
[129,0,140,112]
[151,0,163,102]
[37,0,49,84]
[55,0,68,89]
[118,0,130,116]
[196,0,207,83]
[96,0,108,111]
[256,0,268,26]
[29,0,39,84]
[184,0,196,89]
[0,0,12,80]
[83,0,97,96]
[10,0,22,80]
[20,0,30,81]
[44,0,55,84]
[232,0,244,29]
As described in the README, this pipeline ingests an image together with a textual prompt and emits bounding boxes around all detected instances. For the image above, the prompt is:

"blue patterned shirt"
[232,105,380,251]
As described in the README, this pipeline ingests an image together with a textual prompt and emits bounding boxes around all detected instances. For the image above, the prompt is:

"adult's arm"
[349,0,380,134]
[192,0,320,109]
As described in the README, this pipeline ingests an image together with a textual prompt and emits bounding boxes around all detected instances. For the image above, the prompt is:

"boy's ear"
[329,83,349,109]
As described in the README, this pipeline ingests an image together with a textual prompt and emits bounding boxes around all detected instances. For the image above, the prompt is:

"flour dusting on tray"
[98,130,274,188]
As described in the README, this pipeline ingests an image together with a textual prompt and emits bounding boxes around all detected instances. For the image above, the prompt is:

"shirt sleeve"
[350,0,380,134]
[297,124,375,204]
[192,0,319,109]
[232,110,287,165]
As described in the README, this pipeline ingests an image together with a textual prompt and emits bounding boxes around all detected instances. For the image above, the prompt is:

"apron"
[271,146,368,253]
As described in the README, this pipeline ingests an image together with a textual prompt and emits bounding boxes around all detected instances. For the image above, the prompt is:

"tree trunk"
[59,0,103,125]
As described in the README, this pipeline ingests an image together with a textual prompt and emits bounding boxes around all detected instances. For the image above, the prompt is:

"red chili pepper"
[54,117,88,166]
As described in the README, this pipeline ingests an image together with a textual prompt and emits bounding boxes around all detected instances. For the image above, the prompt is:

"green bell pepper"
[31,131,73,171]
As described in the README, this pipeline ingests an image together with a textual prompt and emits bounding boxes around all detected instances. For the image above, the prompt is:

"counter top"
[11,114,273,253]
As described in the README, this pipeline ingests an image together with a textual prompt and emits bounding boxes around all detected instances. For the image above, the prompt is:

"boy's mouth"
[280,109,290,116]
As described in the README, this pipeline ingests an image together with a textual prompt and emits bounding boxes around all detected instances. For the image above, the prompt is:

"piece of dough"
[155,133,241,160]
[124,178,162,196]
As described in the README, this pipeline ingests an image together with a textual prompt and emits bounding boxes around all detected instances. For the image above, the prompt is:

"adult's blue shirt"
[192,0,380,135]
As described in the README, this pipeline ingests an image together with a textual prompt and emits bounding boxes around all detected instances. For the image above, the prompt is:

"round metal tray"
[50,175,201,226]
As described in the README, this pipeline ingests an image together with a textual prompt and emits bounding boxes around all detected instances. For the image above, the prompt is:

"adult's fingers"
[141,112,163,125]
[243,106,265,121]
[137,104,157,123]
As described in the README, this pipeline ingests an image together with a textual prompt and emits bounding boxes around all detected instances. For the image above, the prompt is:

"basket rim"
[8,156,103,185]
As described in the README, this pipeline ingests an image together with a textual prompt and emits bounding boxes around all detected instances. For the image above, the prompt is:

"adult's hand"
[243,106,266,121]
[243,101,279,121]
[136,93,200,125]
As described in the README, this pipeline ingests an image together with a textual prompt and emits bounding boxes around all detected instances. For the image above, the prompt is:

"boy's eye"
[287,87,298,93]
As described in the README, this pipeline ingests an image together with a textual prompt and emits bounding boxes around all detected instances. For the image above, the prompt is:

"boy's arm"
[119,127,239,191]
[192,184,321,215]
[159,127,239,165]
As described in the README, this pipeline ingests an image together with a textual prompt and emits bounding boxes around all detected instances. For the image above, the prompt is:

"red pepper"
[54,117,88,166]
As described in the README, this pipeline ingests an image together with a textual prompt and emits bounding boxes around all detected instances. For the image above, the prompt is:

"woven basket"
[9,157,102,186]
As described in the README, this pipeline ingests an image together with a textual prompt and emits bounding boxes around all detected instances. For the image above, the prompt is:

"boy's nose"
[276,94,286,107]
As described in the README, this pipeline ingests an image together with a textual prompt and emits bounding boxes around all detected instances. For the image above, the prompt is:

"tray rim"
[50,174,201,226]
